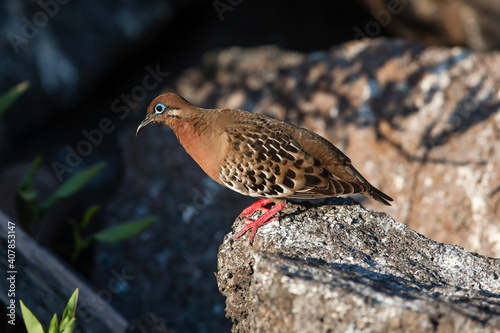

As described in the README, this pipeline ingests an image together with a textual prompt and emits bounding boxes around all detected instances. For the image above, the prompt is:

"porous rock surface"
[217,198,500,333]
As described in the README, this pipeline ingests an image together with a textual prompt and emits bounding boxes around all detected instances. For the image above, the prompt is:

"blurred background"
[1,0,499,332]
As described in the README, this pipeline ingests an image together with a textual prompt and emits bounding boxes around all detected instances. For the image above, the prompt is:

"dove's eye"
[155,103,166,114]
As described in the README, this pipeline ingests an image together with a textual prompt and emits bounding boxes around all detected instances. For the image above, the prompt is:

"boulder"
[176,39,500,257]
[217,198,500,332]
[356,0,500,50]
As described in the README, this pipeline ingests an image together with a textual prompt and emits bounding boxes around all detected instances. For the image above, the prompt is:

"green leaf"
[17,187,38,202]
[15,188,39,226]
[19,155,43,189]
[47,314,58,333]
[61,288,79,320]
[60,288,78,332]
[20,300,46,333]
[41,162,106,212]
[69,218,83,262]
[15,156,43,226]
[91,217,156,243]
[80,204,100,229]
[71,222,92,262]
[60,318,75,333]
[0,81,30,117]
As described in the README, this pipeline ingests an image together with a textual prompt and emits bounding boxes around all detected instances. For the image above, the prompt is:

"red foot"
[233,202,286,244]
[238,199,273,217]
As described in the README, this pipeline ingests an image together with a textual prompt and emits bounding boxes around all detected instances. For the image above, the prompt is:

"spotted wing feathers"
[218,123,373,201]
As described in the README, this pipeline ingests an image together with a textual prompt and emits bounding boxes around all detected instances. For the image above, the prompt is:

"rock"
[0,210,129,333]
[216,198,500,333]
[126,313,174,333]
[0,0,176,137]
[93,126,237,332]
[356,0,500,51]
[175,39,500,257]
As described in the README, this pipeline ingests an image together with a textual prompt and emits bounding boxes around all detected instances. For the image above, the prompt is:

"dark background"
[1,0,377,218]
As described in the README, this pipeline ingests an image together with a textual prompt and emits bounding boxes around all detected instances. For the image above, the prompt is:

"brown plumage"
[137,93,393,243]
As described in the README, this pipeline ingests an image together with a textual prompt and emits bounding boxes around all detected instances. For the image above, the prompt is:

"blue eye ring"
[155,103,166,114]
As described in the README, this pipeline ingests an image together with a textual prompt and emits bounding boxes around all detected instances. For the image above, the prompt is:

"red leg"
[233,202,286,243]
[238,199,273,217]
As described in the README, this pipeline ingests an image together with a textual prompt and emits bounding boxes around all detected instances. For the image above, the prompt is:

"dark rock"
[126,313,173,333]
[0,210,129,333]
[216,198,500,332]
[93,126,238,332]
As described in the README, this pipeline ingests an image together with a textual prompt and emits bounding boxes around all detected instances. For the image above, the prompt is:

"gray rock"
[217,198,500,332]
[93,126,238,332]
